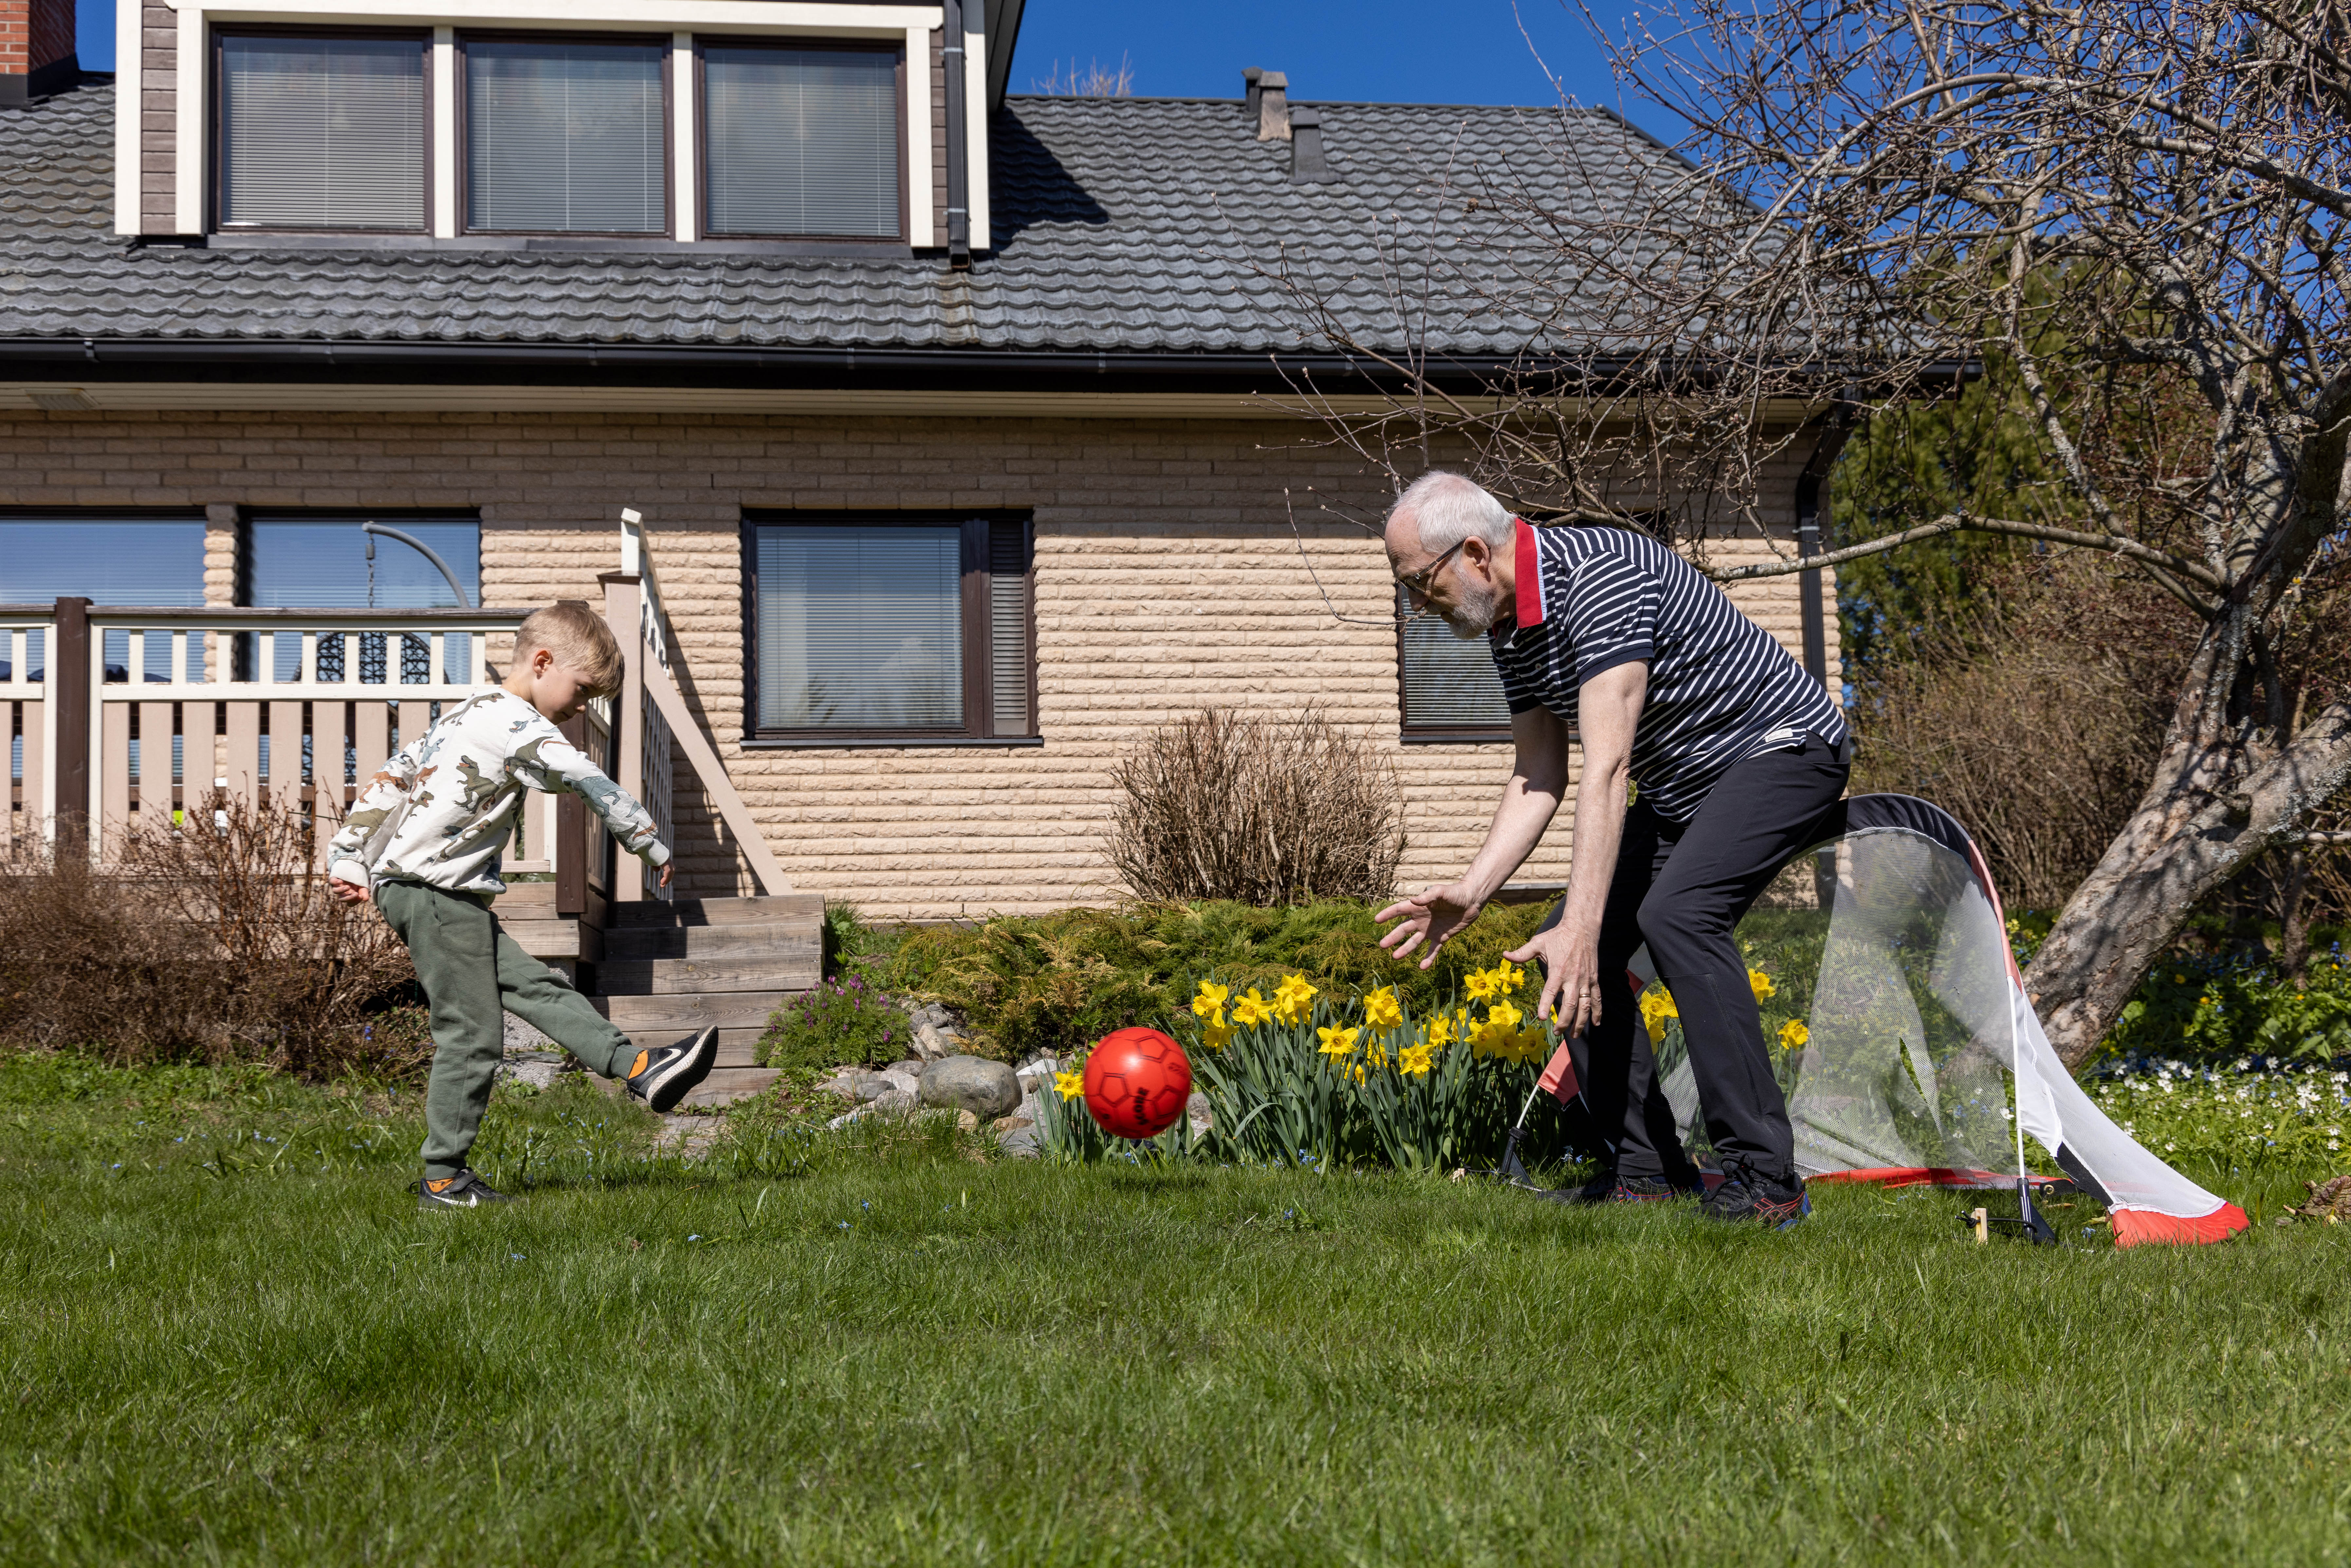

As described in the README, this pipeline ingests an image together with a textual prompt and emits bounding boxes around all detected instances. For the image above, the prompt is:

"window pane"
[988,524,1029,735]
[0,519,207,606]
[757,526,962,730]
[467,39,665,233]
[705,46,899,237]
[221,35,425,231]
[246,518,481,609]
[1399,588,1514,729]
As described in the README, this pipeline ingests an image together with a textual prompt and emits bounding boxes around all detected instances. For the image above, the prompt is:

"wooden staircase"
[587,893,824,1108]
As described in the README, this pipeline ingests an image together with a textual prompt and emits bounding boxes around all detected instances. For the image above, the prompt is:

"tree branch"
[1705,512,2227,597]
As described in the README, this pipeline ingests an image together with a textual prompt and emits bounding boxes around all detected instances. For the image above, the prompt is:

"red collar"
[1512,517,1544,627]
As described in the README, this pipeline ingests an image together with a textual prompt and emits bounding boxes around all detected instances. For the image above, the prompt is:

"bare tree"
[1266,0,2351,1067]
[1030,54,1136,98]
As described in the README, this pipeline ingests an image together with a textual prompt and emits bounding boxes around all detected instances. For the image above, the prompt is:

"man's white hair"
[1391,470,1512,554]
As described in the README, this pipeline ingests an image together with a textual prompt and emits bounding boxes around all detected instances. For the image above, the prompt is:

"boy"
[327,603,717,1210]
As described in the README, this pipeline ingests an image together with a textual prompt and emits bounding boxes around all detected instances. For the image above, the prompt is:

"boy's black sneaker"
[623,1025,719,1113]
[416,1169,512,1210]
[1699,1160,1810,1228]
[1539,1172,1700,1205]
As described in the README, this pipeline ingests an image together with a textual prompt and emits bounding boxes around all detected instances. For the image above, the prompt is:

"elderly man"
[1375,471,1848,1227]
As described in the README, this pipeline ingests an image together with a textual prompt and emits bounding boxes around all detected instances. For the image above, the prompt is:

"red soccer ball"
[1082,1026,1193,1140]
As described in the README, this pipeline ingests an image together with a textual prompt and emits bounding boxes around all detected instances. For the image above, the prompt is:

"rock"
[956,1110,980,1132]
[996,1120,1042,1159]
[877,1065,923,1097]
[918,1056,1021,1120]
[1014,1054,1059,1095]
[496,1051,565,1090]
[904,1000,968,1061]
[824,1070,894,1103]
[871,1088,918,1114]
[1185,1092,1214,1135]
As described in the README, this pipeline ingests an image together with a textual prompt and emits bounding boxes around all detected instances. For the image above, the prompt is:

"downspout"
[1792,408,1852,698]
[943,0,972,267]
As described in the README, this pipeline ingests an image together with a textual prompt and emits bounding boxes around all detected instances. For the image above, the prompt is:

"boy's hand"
[657,862,672,890]
[328,876,370,905]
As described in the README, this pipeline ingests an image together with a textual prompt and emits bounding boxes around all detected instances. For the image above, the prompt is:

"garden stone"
[919,1056,1021,1120]
[1014,1054,1058,1095]
[871,1089,918,1115]
[1186,1092,1214,1140]
[905,1000,967,1061]
[496,1051,565,1090]
[502,1013,555,1053]
[994,1118,1041,1158]
[878,1065,924,1097]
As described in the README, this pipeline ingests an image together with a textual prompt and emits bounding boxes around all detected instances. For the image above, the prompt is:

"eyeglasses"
[1395,537,1468,600]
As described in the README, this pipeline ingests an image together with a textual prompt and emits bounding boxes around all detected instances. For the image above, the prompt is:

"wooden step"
[682,1067,781,1108]
[616,1025,767,1065]
[601,924,818,962]
[596,954,818,995]
[607,894,825,928]
[504,919,602,962]
[594,990,793,1032]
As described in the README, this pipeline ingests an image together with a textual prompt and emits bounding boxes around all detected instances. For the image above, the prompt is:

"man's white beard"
[1444,577,1503,639]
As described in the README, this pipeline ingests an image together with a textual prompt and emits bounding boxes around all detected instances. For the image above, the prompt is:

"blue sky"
[78,0,1629,110]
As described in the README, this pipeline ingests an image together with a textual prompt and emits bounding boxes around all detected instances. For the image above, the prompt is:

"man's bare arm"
[1376,706,1570,966]
[1506,661,1647,1029]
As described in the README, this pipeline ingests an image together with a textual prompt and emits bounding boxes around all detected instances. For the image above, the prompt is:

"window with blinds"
[1398,587,1515,738]
[702,45,901,239]
[750,517,1034,740]
[465,38,666,234]
[218,34,427,231]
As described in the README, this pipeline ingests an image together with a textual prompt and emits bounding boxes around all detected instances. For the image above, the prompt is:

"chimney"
[0,0,76,107]
[1289,108,1336,184]
[1252,69,1289,141]
[1243,66,1263,120]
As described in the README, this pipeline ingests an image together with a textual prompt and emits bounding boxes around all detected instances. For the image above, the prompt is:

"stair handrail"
[606,510,791,899]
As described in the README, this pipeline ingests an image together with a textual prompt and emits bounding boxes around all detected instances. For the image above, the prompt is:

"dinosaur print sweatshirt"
[326,688,669,895]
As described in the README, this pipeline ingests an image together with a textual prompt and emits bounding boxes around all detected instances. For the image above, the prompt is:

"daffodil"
[1424,1013,1455,1048]
[1274,974,1318,1024]
[1465,967,1500,1002]
[1748,968,1777,1002]
[1364,986,1403,1030]
[1491,959,1526,993]
[1777,1019,1809,1051]
[1316,1024,1360,1059]
[1201,1020,1233,1051]
[1231,988,1272,1028]
[1054,1070,1084,1101]
[1514,1026,1552,1063]
[1399,1041,1435,1077]
[1191,980,1231,1019]
[1638,987,1678,1045]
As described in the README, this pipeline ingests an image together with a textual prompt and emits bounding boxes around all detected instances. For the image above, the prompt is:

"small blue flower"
[687,1234,701,1242]
[837,1221,850,1230]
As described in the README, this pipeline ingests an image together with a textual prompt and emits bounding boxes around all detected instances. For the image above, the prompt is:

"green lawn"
[3,1056,2347,1566]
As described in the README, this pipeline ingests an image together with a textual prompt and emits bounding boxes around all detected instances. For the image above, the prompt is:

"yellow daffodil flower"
[1201,1020,1233,1051]
[1424,1014,1455,1048]
[1465,967,1500,1002]
[1231,989,1271,1028]
[1274,974,1318,1024]
[1191,980,1231,1019]
[1777,1019,1809,1051]
[1364,986,1403,1030]
[1316,1024,1360,1058]
[1054,1070,1084,1101]
[1748,968,1777,1002]
[1399,1041,1435,1077]
[1638,987,1678,1045]
[1491,959,1526,993]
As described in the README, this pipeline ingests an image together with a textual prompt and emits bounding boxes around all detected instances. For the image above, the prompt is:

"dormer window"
[217,32,428,232]
[464,36,669,236]
[701,43,903,240]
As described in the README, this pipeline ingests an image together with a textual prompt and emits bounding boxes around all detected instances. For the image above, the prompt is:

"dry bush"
[0,798,424,1075]
[1107,709,1406,904]
[1853,558,2194,909]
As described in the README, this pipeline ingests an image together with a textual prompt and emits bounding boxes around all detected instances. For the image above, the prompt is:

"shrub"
[1107,709,1406,904]
[0,799,421,1076]
[879,898,1555,1063]
[755,975,914,1073]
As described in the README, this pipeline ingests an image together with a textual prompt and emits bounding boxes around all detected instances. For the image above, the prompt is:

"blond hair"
[513,603,624,696]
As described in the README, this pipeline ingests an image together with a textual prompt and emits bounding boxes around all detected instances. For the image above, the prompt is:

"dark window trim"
[1393,585,1514,744]
[741,509,1036,746]
[210,24,435,239]
[694,35,911,245]
[456,29,676,240]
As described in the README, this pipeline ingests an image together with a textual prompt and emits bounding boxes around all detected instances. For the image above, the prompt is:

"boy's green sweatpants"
[375,879,638,1178]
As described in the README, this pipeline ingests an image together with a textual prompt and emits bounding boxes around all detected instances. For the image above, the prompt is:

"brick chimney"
[0,0,76,107]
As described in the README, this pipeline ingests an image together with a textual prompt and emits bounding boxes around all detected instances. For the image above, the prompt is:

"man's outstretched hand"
[1506,920,1605,1034]
[328,876,369,905]
[1376,883,1483,968]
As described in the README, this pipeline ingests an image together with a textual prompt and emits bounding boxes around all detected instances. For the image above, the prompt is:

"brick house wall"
[0,407,1841,921]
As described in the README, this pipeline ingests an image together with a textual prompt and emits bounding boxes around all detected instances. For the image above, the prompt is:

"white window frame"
[144,0,944,245]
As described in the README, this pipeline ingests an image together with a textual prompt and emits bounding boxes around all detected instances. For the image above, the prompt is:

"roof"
[0,80,1676,377]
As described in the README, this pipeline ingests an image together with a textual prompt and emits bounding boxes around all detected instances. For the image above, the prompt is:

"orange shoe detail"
[426,1177,454,1194]
[627,1050,651,1079]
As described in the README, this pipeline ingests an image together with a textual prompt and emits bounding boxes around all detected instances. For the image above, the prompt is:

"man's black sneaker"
[1539,1172,1702,1205]
[1699,1161,1810,1228]
[416,1169,512,1210]
[623,1025,719,1113]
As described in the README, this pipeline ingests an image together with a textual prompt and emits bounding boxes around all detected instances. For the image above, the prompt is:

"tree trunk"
[2278,848,2314,986]
[2024,697,2351,1069]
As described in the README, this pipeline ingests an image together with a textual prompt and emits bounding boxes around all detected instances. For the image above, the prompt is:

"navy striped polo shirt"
[1488,519,1846,821]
